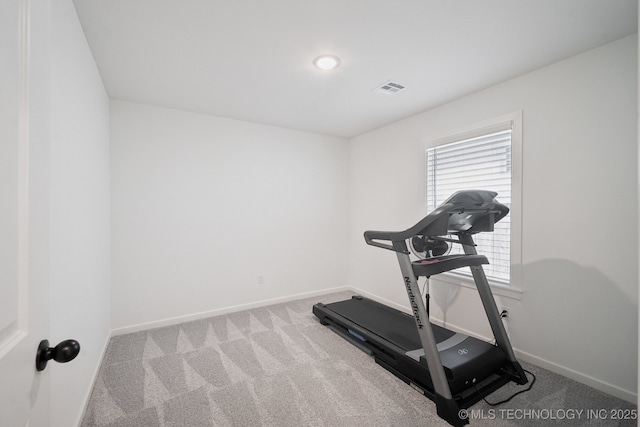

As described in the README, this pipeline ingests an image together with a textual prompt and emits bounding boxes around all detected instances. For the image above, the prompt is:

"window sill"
[433,272,524,300]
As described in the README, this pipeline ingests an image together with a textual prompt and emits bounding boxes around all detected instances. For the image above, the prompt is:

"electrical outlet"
[500,307,509,320]
[257,275,264,285]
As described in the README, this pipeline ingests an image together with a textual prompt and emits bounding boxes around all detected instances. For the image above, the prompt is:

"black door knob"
[36,339,80,371]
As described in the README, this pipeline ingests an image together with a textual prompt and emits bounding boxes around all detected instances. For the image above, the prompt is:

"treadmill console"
[440,190,509,234]
[364,189,509,253]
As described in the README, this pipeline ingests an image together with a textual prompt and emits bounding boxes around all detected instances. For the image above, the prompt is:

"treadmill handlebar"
[364,190,509,253]
[363,230,404,252]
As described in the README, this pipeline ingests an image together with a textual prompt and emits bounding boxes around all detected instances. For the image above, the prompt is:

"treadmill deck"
[313,296,509,402]
[323,296,454,350]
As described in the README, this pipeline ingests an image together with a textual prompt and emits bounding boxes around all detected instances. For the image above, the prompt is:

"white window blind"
[426,129,512,283]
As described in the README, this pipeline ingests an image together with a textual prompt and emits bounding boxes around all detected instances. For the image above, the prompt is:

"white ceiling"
[73,0,637,138]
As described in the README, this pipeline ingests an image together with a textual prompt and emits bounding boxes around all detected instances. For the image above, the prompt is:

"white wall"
[349,35,638,402]
[49,1,111,426]
[110,101,349,329]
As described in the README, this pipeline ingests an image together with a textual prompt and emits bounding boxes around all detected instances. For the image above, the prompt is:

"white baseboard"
[513,349,637,404]
[111,286,352,336]
[74,330,113,427]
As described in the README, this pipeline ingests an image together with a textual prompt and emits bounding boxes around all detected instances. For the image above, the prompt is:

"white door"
[0,0,51,426]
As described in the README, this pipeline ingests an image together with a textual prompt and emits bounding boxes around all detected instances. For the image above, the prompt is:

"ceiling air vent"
[373,80,406,95]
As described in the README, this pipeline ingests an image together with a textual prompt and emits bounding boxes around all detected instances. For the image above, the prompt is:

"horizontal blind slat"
[426,129,512,282]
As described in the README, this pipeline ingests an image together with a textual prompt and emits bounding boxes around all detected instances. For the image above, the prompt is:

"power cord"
[472,369,536,406]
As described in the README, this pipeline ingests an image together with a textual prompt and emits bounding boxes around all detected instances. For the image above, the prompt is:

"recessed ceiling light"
[313,55,340,70]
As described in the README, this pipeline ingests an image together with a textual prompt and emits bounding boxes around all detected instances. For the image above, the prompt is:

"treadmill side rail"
[459,233,528,384]
[396,247,472,426]
[396,248,453,400]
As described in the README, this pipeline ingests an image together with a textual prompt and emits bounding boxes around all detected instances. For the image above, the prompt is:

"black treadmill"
[313,190,528,427]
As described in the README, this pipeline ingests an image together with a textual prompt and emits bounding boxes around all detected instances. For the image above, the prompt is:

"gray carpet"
[81,292,637,426]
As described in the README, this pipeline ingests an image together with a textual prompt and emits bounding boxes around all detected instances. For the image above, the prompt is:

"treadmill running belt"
[325,297,455,351]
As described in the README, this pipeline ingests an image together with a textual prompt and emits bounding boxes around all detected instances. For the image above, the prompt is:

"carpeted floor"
[81,292,637,426]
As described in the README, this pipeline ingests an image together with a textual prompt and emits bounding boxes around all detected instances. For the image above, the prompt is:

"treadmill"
[313,190,528,426]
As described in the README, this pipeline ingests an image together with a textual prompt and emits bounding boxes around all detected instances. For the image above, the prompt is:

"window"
[425,114,521,286]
